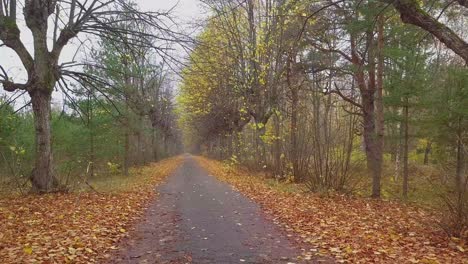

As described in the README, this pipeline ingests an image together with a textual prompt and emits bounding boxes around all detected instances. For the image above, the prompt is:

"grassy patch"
[264,178,305,193]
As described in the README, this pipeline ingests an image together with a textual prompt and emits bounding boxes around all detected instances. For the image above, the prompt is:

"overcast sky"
[0,0,205,107]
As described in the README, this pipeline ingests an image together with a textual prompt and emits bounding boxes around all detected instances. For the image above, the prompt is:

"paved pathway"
[113,155,319,264]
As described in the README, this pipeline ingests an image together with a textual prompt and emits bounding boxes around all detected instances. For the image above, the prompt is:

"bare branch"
[324,82,363,109]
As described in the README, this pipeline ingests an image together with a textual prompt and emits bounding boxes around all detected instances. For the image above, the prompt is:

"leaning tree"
[0,0,179,193]
[387,0,468,64]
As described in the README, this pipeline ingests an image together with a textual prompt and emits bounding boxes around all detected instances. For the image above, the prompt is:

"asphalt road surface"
[113,155,323,264]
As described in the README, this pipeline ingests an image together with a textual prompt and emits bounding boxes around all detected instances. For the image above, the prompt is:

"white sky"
[0,0,205,107]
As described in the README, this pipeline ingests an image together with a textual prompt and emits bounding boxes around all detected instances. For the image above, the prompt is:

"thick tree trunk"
[362,91,382,198]
[30,91,57,193]
[361,28,383,199]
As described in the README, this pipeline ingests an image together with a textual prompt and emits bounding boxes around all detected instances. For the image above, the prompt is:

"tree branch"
[388,0,468,63]
[0,80,27,92]
[324,82,363,109]
[0,17,34,73]
[457,0,468,8]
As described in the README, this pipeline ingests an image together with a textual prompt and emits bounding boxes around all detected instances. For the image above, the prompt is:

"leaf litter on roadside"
[0,156,183,263]
[196,156,467,264]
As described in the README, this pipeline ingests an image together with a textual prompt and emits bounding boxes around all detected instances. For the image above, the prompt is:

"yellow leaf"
[68,247,76,255]
[23,245,33,255]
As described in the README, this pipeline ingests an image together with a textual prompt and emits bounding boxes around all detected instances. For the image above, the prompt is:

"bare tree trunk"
[164,134,169,157]
[374,17,386,198]
[87,89,95,178]
[152,127,159,161]
[403,99,409,199]
[89,130,95,177]
[274,114,282,177]
[9,0,16,19]
[123,58,130,176]
[136,129,143,166]
[349,27,383,198]
[291,87,299,181]
[124,128,130,176]
[376,13,385,169]
[395,119,403,181]
[253,118,267,170]
[363,27,383,198]
[456,117,466,196]
[362,90,382,198]
[423,141,432,165]
[30,91,57,193]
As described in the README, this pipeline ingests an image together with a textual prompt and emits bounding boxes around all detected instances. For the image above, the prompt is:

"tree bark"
[376,14,385,165]
[30,90,57,193]
[423,141,432,165]
[290,87,299,181]
[362,90,382,198]
[395,117,403,181]
[375,16,385,197]
[9,0,16,19]
[389,0,468,63]
[89,105,95,178]
[89,131,95,178]
[363,28,383,199]
[163,134,169,157]
[455,117,466,196]
[152,127,159,161]
[274,114,282,177]
[124,128,130,176]
[123,58,130,176]
[402,99,409,199]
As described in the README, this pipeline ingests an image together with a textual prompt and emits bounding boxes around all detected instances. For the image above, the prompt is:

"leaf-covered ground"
[196,156,467,264]
[0,156,183,263]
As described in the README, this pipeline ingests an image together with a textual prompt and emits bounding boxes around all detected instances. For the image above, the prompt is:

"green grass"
[264,178,305,193]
